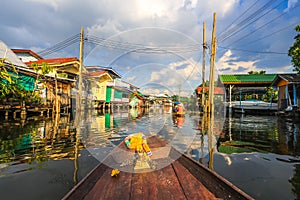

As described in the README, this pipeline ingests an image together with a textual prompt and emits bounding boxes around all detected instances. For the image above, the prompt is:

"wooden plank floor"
[63,135,253,200]
[82,161,217,200]
[81,135,217,200]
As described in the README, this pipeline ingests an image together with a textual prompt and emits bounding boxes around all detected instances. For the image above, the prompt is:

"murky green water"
[0,108,299,200]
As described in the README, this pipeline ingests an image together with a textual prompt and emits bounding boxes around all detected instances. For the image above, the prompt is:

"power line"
[37,33,80,57]
[241,21,300,47]
[217,0,260,39]
[225,2,300,47]
[218,0,277,43]
[86,34,202,54]
[218,45,288,54]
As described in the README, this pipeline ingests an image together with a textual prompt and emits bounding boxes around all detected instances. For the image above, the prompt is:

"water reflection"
[0,108,300,200]
[216,115,300,156]
[172,114,185,128]
[82,106,197,170]
[0,116,85,175]
[212,114,300,200]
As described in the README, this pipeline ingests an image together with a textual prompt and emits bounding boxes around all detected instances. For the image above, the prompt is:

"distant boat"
[172,102,185,116]
[230,99,278,114]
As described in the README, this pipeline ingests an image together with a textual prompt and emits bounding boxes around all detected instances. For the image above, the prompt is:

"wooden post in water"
[55,73,59,116]
[208,12,217,115]
[20,101,26,119]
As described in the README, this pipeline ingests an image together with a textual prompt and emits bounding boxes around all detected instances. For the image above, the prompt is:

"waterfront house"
[86,66,122,110]
[25,57,80,112]
[1,42,75,116]
[271,73,300,111]
[218,74,277,103]
[89,71,114,102]
[0,41,28,68]
[107,79,138,108]
[12,49,43,63]
[196,86,225,100]
[25,57,80,80]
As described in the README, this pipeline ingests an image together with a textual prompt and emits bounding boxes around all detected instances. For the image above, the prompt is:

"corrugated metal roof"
[0,40,28,68]
[278,74,300,83]
[219,74,276,84]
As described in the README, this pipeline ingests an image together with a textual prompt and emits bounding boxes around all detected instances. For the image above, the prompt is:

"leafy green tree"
[288,25,300,74]
[262,86,278,103]
[0,59,42,103]
[0,58,18,100]
[248,70,266,74]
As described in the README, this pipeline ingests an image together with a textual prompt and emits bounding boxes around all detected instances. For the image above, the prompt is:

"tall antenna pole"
[202,21,207,112]
[208,12,217,114]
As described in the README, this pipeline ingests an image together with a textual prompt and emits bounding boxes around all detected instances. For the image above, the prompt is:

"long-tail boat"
[63,135,253,200]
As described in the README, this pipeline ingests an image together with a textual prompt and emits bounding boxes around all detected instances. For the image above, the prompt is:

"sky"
[1,0,299,96]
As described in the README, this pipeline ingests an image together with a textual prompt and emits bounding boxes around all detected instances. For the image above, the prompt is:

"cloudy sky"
[1,0,299,96]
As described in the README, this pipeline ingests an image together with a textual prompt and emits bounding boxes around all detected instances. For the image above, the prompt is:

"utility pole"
[74,27,84,185]
[202,21,207,112]
[208,12,217,114]
[77,27,84,112]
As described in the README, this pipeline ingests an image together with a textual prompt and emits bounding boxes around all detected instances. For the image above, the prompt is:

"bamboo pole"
[202,22,207,112]
[208,12,217,115]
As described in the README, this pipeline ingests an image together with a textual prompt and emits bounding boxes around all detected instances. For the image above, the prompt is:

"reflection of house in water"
[218,116,300,155]
[0,117,83,166]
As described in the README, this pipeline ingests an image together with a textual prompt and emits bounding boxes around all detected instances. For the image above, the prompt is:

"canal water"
[0,107,299,200]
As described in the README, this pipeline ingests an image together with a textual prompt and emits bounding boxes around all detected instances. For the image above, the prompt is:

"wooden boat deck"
[63,136,253,200]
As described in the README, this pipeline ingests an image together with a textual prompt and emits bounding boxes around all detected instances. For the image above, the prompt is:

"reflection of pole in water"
[199,114,206,164]
[229,114,232,141]
[73,126,79,185]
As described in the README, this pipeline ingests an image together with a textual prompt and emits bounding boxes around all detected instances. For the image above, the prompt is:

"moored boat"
[62,135,253,200]
[172,102,185,116]
[229,99,278,114]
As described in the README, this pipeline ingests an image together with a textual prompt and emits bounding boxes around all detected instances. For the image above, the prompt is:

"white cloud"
[217,50,259,74]
[286,0,298,10]
[2,0,299,81]
[24,0,61,11]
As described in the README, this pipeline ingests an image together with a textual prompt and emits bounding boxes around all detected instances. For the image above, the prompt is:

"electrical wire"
[86,34,202,54]
[37,34,80,57]
[218,0,277,43]
[217,0,260,39]
[224,3,300,47]
[218,45,287,54]
[241,21,300,47]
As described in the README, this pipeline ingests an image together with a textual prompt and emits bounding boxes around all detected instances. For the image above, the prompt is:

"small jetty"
[63,135,253,200]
